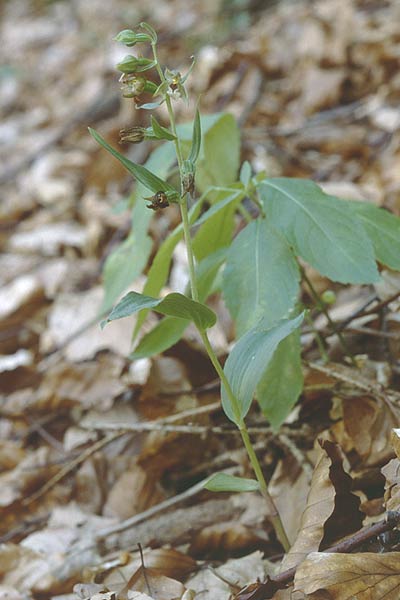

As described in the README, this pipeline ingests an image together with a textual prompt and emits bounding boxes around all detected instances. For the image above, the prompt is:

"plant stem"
[155,46,290,551]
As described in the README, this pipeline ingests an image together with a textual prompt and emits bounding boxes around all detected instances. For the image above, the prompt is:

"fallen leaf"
[280,439,362,571]
[294,552,400,599]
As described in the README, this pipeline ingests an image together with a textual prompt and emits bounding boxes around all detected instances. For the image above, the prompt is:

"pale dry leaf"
[38,355,126,411]
[103,463,165,520]
[40,286,133,360]
[382,457,400,512]
[280,440,362,572]
[186,551,266,600]
[104,548,196,594]
[0,275,44,325]
[382,429,400,512]
[294,552,400,599]
[0,586,24,600]
[269,454,311,545]
[0,543,57,593]
[0,446,57,508]
[120,567,186,600]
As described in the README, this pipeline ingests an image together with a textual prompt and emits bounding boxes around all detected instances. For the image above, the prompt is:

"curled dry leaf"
[341,395,400,466]
[294,552,400,599]
[382,429,400,512]
[269,454,311,545]
[280,439,362,572]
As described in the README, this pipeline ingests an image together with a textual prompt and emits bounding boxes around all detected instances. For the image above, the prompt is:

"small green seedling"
[91,23,400,550]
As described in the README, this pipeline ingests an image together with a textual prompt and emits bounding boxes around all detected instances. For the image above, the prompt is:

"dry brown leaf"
[38,355,126,411]
[111,566,186,600]
[187,551,267,600]
[280,440,362,572]
[189,521,268,559]
[342,395,400,466]
[103,464,165,520]
[269,454,311,545]
[382,429,400,512]
[103,548,196,594]
[294,552,400,599]
[40,286,134,360]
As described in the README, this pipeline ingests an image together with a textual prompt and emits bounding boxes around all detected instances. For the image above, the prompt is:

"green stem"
[180,197,198,302]
[153,44,290,550]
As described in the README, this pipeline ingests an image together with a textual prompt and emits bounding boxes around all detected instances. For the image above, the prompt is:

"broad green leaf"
[259,178,379,284]
[101,143,177,310]
[204,473,260,493]
[222,313,304,424]
[103,291,216,330]
[179,113,240,193]
[188,108,201,164]
[347,201,400,270]
[196,247,228,302]
[89,128,177,195]
[193,188,241,261]
[193,188,244,228]
[223,219,300,336]
[256,329,303,430]
[131,316,188,359]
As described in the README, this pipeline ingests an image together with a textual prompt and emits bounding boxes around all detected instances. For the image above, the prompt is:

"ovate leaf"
[256,329,303,430]
[193,188,241,261]
[103,291,216,330]
[131,316,188,359]
[89,128,177,195]
[259,178,379,284]
[196,247,228,302]
[204,473,260,493]
[347,201,400,270]
[223,219,300,336]
[222,313,304,425]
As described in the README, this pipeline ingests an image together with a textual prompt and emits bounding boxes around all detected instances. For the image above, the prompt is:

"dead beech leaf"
[341,394,400,466]
[103,463,165,520]
[38,355,126,411]
[120,567,186,600]
[382,430,400,512]
[104,548,196,594]
[269,454,311,545]
[187,551,267,600]
[294,552,400,599]
[189,521,267,559]
[280,440,362,572]
[382,458,400,512]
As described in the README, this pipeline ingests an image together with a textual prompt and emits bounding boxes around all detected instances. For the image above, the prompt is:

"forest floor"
[1,0,400,598]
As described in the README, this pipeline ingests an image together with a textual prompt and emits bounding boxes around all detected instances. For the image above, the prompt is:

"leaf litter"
[2,0,400,599]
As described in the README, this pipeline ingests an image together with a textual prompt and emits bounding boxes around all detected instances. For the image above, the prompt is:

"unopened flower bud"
[114,30,151,47]
[116,55,155,74]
